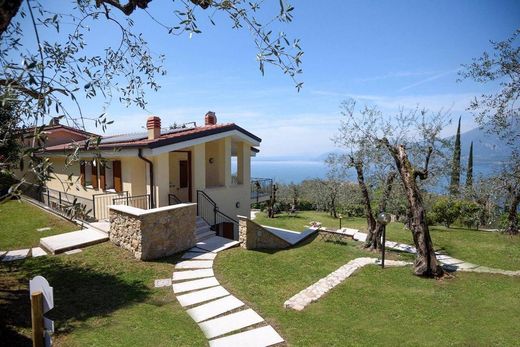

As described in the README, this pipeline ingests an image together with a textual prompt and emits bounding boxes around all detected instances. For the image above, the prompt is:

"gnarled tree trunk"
[353,160,376,236]
[381,140,444,277]
[365,172,396,251]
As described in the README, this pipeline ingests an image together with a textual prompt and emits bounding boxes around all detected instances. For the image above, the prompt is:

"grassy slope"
[255,211,520,270]
[215,237,520,346]
[0,200,77,250]
[0,242,205,346]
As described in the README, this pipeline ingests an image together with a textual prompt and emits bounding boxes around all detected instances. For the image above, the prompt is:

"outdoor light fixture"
[236,202,240,208]
[338,214,343,229]
[377,212,391,268]
[208,157,214,164]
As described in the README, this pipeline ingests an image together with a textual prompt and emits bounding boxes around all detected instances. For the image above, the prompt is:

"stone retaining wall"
[109,203,197,260]
[238,216,291,250]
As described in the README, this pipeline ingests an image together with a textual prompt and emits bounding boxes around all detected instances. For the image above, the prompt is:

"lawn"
[254,211,520,271]
[0,199,77,250]
[215,236,520,346]
[0,242,205,346]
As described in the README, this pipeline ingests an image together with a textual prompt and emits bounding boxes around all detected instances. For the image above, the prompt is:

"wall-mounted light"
[235,202,240,208]
[208,157,214,164]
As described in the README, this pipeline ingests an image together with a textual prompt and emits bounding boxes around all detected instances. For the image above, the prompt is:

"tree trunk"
[505,191,520,235]
[382,141,444,277]
[404,205,413,230]
[365,172,396,250]
[0,0,22,38]
[353,160,376,236]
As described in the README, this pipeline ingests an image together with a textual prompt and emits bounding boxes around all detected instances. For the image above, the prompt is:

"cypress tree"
[466,141,473,189]
[449,116,461,196]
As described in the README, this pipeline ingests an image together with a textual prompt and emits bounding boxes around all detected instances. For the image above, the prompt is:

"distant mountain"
[458,127,512,164]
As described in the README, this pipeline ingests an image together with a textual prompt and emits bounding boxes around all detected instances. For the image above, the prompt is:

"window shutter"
[91,160,98,189]
[113,160,122,192]
[99,162,106,190]
[80,161,85,186]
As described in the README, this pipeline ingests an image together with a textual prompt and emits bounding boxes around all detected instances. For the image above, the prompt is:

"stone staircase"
[196,217,216,242]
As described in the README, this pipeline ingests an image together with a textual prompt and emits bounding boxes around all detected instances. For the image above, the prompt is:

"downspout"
[138,148,155,208]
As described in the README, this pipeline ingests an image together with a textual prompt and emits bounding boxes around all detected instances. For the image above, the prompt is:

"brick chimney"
[146,116,161,140]
[205,111,217,126]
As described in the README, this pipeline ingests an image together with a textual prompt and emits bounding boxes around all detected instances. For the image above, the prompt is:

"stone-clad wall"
[109,203,197,260]
[238,216,290,250]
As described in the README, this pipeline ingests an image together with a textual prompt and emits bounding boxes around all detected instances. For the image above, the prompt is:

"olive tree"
[337,99,450,277]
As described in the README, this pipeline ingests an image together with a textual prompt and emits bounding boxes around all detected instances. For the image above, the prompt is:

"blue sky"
[27,0,520,158]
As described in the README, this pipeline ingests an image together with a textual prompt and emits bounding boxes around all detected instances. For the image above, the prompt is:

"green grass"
[255,211,520,270]
[0,200,78,250]
[0,242,205,346]
[215,236,520,346]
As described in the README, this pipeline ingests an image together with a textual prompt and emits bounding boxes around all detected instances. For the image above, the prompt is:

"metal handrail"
[196,190,238,230]
[112,194,151,210]
[168,193,183,205]
[251,177,273,202]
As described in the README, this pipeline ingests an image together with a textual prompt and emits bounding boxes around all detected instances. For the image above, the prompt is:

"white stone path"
[333,228,520,276]
[284,229,520,311]
[0,247,48,262]
[284,257,412,311]
[171,236,285,347]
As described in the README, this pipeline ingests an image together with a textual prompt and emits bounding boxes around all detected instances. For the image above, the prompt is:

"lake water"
[251,159,499,184]
[251,160,329,183]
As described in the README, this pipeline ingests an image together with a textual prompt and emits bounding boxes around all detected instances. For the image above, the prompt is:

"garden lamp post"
[377,212,391,268]
[338,214,342,229]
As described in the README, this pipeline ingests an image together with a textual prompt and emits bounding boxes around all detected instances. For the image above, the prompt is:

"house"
[29,112,272,239]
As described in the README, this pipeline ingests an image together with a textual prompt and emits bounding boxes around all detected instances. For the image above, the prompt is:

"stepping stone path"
[171,235,284,346]
[2,249,30,262]
[31,247,47,257]
[339,229,520,276]
[284,257,412,311]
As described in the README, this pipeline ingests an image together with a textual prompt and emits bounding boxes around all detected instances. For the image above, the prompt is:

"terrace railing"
[17,182,132,222]
[251,177,273,203]
[112,194,151,210]
[93,191,128,220]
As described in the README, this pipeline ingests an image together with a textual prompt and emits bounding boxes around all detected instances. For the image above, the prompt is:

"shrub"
[458,200,483,229]
[431,197,461,228]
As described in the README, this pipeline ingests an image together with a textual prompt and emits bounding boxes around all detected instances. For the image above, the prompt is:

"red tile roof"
[44,123,261,153]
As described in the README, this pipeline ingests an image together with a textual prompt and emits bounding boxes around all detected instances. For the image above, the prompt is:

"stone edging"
[284,257,411,311]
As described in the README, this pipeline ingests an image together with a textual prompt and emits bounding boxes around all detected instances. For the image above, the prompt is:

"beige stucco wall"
[45,156,146,199]
[41,135,254,221]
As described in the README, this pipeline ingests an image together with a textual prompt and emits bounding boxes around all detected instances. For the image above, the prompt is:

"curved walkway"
[172,236,284,347]
[285,229,520,311]
[284,257,412,311]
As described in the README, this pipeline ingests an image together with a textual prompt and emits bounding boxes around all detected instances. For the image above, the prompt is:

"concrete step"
[40,229,108,255]
[196,236,240,253]
[209,325,284,347]
[196,230,216,242]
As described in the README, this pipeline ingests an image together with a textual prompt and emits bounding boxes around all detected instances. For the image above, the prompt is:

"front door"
[217,222,235,240]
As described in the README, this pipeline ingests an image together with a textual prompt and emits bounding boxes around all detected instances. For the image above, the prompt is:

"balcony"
[251,177,273,203]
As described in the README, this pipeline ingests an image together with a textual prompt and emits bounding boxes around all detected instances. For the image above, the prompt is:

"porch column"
[237,141,251,184]
[192,143,206,198]
[224,137,231,187]
[154,152,170,207]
